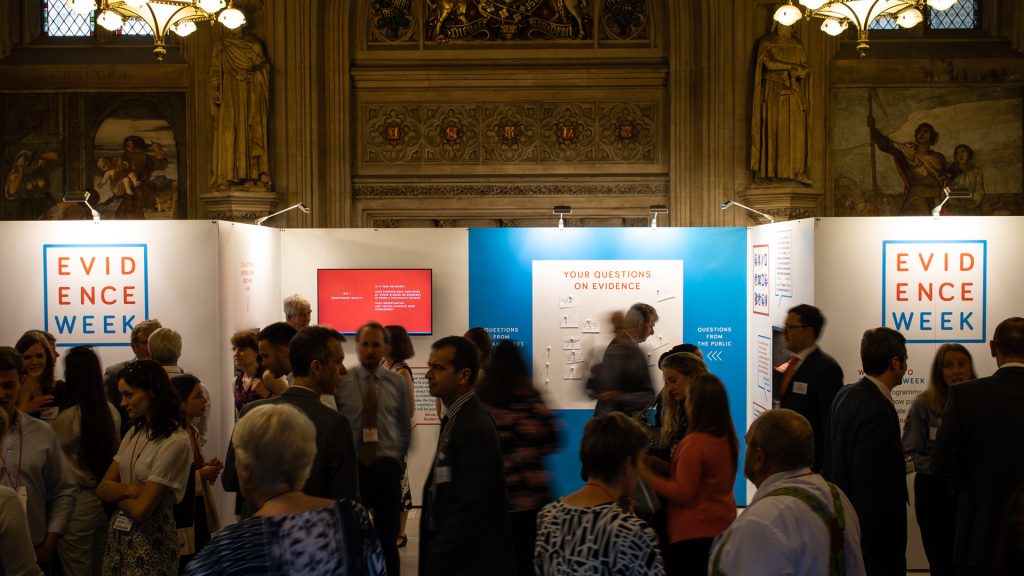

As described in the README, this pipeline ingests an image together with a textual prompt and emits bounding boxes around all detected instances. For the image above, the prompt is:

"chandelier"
[773,0,958,56]
[67,0,246,61]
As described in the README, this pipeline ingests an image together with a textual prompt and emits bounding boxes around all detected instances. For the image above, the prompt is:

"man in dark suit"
[223,326,359,517]
[824,326,908,575]
[420,336,514,576]
[776,304,844,471]
[932,317,1024,575]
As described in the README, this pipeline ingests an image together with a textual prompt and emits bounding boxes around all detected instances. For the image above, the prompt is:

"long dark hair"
[15,331,55,386]
[61,347,118,480]
[118,360,183,440]
[687,373,739,473]
[476,340,538,408]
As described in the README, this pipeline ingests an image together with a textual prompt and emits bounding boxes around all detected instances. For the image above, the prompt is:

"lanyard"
[128,429,151,483]
[0,416,23,490]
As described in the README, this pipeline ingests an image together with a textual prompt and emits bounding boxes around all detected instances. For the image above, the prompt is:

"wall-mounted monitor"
[317,269,433,335]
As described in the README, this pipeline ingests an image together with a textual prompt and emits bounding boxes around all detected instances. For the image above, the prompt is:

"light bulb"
[799,0,828,10]
[68,0,96,16]
[820,18,848,35]
[896,7,923,28]
[123,0,147,8]
[198,0,226,13]
[927,0,957,10]
[172,20,197,36]
[97,10,123,31]
[218,6,246,29]
[773,3,803,27]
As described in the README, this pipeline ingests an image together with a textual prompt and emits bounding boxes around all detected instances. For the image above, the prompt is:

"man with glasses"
[776,304,843,472]
[103,318,162,435]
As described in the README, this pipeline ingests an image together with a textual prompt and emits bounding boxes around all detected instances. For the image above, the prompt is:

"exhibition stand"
[2,216,1017,565]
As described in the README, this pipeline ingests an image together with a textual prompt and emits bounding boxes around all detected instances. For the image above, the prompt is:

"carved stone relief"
[424,105,481,162]
[482,104,540,162]
[541,103,596,162]
[352,181,668,197]
[369,0,418,43]
[598,102,656,162]
[364,106,423,163]
[360,100,660,166]
[600,0,649,41]
[366,0,654,46]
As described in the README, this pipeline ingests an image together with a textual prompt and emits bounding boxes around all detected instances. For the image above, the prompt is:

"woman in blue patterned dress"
[184,403,386,576]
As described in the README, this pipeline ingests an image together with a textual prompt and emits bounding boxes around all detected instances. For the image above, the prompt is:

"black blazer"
[419,395,514,576]
[778,347,843,471]
[931,365,1024,573]
[824,378,907,576]
[222,386,359,517]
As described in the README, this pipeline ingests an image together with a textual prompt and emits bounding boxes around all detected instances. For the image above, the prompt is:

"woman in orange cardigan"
[643,373,738,575]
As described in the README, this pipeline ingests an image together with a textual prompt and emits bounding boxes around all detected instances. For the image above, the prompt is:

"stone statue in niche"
[210,25,271,191]
[751,22,810,185]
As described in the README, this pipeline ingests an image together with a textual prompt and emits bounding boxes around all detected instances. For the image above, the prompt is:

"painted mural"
[92,108,179,220]
[833,87,1023,217]
[0,92,186,221]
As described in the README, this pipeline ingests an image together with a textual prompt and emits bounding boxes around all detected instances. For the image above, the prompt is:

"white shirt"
[113,426,191,504]
[710,469,866,576]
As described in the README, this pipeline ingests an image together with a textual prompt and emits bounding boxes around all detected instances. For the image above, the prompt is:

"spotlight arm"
[255,202,310,226]
[720,200,776,224]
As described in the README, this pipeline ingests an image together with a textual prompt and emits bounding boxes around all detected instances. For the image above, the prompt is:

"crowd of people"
[2,293,1024,575]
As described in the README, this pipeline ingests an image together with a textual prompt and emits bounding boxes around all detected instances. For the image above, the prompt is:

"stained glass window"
[42,1,94,37]
[929,0,979,30]
[869,0,979,31]
[119,18,152,36]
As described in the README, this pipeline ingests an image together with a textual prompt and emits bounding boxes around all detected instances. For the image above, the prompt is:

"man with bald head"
[932,317,1024,575]
[710,409,865,575]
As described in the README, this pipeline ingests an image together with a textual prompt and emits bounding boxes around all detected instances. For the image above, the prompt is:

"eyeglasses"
[782,324,809,332]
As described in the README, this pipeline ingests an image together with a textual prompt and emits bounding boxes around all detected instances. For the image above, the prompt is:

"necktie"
[359,373,378,465]
[779,356,801,399]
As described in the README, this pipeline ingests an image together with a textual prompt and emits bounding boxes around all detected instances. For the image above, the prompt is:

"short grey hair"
[233,403,316,494]
[625,302,658,329]
[283,294,311,318]
[148,328,182,366]
[747,409,814,471]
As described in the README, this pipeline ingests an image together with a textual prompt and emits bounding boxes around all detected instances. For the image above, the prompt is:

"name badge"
[436,466,452,484]
[362,428,380,443]
[16,486,27,513]
[112,511,134,532]
[793,381,809,395]
[929,426,938,441]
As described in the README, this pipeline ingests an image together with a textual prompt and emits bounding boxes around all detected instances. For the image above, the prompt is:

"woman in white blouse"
[97,360,191,576]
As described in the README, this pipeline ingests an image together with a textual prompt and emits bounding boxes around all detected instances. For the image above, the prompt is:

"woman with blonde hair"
[903,343,976,576]
[643,373,738,574]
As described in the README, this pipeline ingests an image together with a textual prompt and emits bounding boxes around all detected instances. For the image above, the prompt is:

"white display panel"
[530,259,683,410]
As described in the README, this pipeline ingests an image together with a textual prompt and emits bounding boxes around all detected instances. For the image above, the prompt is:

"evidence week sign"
[43,244,149,347]
[882,240,986,344]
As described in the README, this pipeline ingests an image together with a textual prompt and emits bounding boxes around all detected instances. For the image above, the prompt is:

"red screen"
[317,269,432,334]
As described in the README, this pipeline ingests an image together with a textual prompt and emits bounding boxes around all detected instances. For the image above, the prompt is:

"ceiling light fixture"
[77,0,246,61]
[773,0,958,56]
